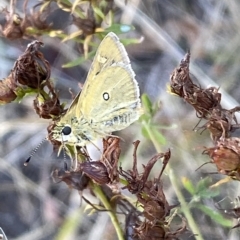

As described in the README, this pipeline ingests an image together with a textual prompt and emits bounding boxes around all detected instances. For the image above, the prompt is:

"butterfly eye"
[62,126,72,135]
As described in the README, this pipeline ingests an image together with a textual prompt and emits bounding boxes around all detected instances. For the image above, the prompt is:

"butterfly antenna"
[24,138,47,166]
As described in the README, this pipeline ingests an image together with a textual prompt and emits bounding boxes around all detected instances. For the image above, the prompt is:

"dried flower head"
[33,93,64,119]
[119,142,185,238]
[119,141,170,195]
[0,77,17,103]
[51,168,90,191]
[12,40,50,89]
[72,7,96,36]
[79,161,110,185]
[134,218,187,240]
[0,1,53,40]
[100,137,121,183]
[170,52,221,119]
[170,51,193,97]
[0,40,54,105]
[204,137,240,179]
[0,8,26,39]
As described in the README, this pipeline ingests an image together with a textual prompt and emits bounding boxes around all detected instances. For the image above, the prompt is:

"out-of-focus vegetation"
[1,1,240,240]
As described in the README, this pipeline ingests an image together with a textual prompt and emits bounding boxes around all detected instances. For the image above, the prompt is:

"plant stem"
[92,184,124,240]
[142,121,204,240]
[169,169,204,240]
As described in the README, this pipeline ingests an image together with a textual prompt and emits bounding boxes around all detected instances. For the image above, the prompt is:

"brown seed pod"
[12,40,50,89]
[170,52,222,119]
[0,9,26,39]
[80,161,110,185]
[0,77,17,103]
[72,13,96,36]
[33,94,64,119]
[170,51,194,98]
[51,169,90,191]
[101,137,121,183]
[204,137,240,179]
[143,200,166,222]
[134,222,166,240]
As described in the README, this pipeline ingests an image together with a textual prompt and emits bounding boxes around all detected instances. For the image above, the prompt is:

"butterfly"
[51,32,142,168]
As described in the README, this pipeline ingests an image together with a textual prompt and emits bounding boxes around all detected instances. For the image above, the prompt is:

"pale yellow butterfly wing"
[52,32,142,146]
[85,32,130,82]
[60,32,131,121]
[79,65,141,133]
[75,32,142,134]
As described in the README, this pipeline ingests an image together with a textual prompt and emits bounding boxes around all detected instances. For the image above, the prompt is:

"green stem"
[92,184,124,240]
[142,121,204,240]
[169,170,204,240]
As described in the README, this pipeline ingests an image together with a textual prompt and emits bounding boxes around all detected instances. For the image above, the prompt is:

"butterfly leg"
[72,144,78,171]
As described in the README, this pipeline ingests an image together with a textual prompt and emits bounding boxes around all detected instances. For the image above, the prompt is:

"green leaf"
[182,177,196,195]
[141,94,162,119]
[26,27,64,38]
[141,93,153,116]
[141,124,166,145]
[197,187,219,199]
[57,0,72,12]
[141,124,150,138]
[196,177,212,192]
[104,24,135,34]
[152,126,166,145]
[93,6,105,20]
[196,177,219,199]
[62,30,83,42]
[196,205,232,227]
[120,36,143,46]
[71,0,82,13]
[62,51,95,68]
[15,87,38,102]
[139,112,150,122]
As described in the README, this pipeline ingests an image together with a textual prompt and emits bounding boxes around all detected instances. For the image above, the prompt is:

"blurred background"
[1,0,240,239]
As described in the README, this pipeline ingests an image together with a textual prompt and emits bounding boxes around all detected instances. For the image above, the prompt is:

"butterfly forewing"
[76,33,133,115]
[53,32,142,147]
[87,32,130,80]
[80,65,141,132]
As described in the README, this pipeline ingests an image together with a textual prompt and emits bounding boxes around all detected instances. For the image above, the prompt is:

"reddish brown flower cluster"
[203,137,240,180]
[52,137,121,189]
[50,137,121,212]
[0,1,52,40]
[0,40,64,119]
[170,52,240,180]
[119,141,186,239]
[0,0,115,44]
[80,137,121,185]
[72,0,114,37]
[170,52,240,141]
[0,40,46,102]
[72,6,96,37]
[52,140,186,239]
[52,168,90,192]
[170,52,221,120]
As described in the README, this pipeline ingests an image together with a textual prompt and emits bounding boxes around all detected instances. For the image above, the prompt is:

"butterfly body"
[51,32,142,148]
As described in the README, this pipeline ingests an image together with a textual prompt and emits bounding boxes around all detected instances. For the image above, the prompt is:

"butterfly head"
[51,123,77,145]
[50,119,92,148]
